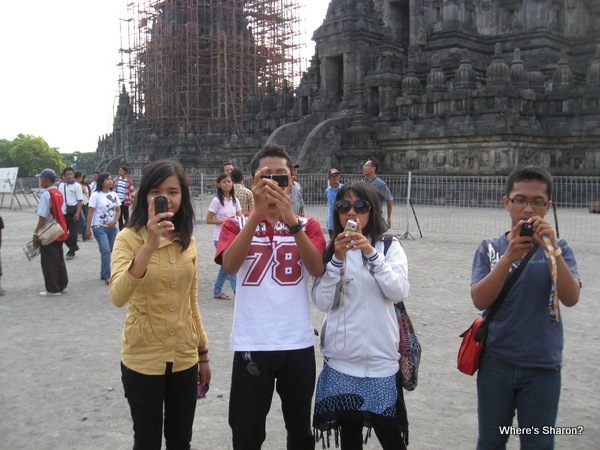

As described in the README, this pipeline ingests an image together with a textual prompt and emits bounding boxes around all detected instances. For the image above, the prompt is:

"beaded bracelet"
[286,220,304,235]
[199,360,210,364]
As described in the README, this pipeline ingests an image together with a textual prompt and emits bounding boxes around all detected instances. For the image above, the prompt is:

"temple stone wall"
[97,0,600,176]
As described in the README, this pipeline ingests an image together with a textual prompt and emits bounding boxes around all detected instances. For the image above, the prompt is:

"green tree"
[61,151,98,175]
[0,138,16,167]
[8,134,64,177]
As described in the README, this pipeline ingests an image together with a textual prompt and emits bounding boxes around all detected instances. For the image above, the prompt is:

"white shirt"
[89,191,121,226]
[312,238,410,378]
[208,196,241,241]
[36,186,58,221]
[58,181,83,212]
[216,216,326,351]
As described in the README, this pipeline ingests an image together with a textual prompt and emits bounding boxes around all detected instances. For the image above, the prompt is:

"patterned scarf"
[542,235,560,322]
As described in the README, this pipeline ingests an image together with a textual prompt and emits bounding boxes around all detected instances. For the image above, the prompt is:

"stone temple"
[97,0,600,176]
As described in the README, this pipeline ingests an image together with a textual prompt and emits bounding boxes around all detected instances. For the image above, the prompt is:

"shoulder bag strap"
[475,243,540,341]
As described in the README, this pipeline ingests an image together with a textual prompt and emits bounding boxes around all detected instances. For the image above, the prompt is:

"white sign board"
[0,167,19,194]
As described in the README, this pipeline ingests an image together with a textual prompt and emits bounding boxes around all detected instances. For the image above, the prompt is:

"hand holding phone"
[344,219,358,233]
[197,383,209,399]
[520,221,534,237]
[154,195,168,217]
[260,174,289,187]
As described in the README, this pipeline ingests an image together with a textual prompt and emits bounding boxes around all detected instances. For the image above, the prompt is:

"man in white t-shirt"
[215,143,326,449]
[58,167,83,260]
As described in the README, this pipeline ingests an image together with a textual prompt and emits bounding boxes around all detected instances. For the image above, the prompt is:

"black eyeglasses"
[508,197,548,208]
[335,200,371,215]
[244,352,261,377]
[328,173,341,177]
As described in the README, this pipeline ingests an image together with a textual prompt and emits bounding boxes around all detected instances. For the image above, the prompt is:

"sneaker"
[0,288,5,296]
[66,253,74,260]
[40,291,61,297]
[61,288,68,294]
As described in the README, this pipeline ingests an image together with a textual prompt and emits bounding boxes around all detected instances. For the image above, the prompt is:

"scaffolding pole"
[118,0,304,135]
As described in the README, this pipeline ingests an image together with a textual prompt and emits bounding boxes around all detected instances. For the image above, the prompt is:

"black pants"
[40,240,68,293]
[121,362,198,450]
[339,419,407,450]
[119,204,130,230]
[229,347,316,450]
[64,209,79,254]
[337,370,407,450]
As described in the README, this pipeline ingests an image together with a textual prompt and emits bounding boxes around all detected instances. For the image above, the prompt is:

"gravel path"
[0,207,597,449]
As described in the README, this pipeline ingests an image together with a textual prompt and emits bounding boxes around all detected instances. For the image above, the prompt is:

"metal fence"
[189,173,600,243]
[15,174,600,243]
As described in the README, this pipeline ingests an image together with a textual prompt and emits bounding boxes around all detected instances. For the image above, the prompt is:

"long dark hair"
[216,173,236,206]
[95,172,111,192]
[323,181,387,264]
[128,160,195,251]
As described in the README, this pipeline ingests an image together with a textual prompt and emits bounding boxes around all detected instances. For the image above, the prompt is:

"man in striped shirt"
[114,166,135,230]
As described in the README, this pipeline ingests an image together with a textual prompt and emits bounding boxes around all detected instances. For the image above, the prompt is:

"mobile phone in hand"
[344,219,358,233]
[260,174,289,187]
[197,383,209,399]
[154,195,168,216]
[520,222,534,237]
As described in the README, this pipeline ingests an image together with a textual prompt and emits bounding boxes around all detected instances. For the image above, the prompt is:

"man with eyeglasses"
[325,168,343,238]
[362,158,393,229]
[216,143,326,449]
[470,165,581,449]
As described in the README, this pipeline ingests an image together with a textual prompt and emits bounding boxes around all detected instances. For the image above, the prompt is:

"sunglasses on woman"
[334,200,371,215]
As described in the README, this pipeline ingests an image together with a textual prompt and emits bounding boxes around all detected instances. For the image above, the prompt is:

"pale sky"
[0,0,329,154]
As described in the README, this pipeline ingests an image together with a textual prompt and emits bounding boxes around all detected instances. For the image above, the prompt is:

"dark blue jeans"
[477,350,561,450]
[229,347,316,450]
[121,362,198,450]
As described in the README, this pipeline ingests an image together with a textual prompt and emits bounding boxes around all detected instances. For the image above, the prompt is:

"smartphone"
[154,195,168,216]
[344,219,358,233]
[260,174,289,187]
[520,221,534,237]
[197,383,209,399]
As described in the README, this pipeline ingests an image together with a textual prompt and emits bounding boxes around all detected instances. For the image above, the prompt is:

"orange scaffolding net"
[118,0,304,135]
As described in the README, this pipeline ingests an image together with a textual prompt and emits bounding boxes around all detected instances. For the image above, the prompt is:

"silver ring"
[157,222,162,229]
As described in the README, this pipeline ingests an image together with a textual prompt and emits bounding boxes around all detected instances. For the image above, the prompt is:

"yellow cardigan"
[110,227,208,375]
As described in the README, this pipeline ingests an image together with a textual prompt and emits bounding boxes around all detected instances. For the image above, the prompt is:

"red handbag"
[457,318,485,375]
[458,244,539,376]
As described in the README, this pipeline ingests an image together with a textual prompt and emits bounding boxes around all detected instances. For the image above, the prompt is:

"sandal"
[213,293,231,300]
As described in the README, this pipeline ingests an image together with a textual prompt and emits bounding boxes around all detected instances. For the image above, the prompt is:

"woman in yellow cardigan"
[110,160,210,450]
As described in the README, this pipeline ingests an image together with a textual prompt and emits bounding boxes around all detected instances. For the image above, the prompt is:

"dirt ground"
[0,206,597,450]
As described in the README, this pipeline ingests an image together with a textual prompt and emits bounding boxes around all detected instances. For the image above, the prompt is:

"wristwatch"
[286,220,305,235]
